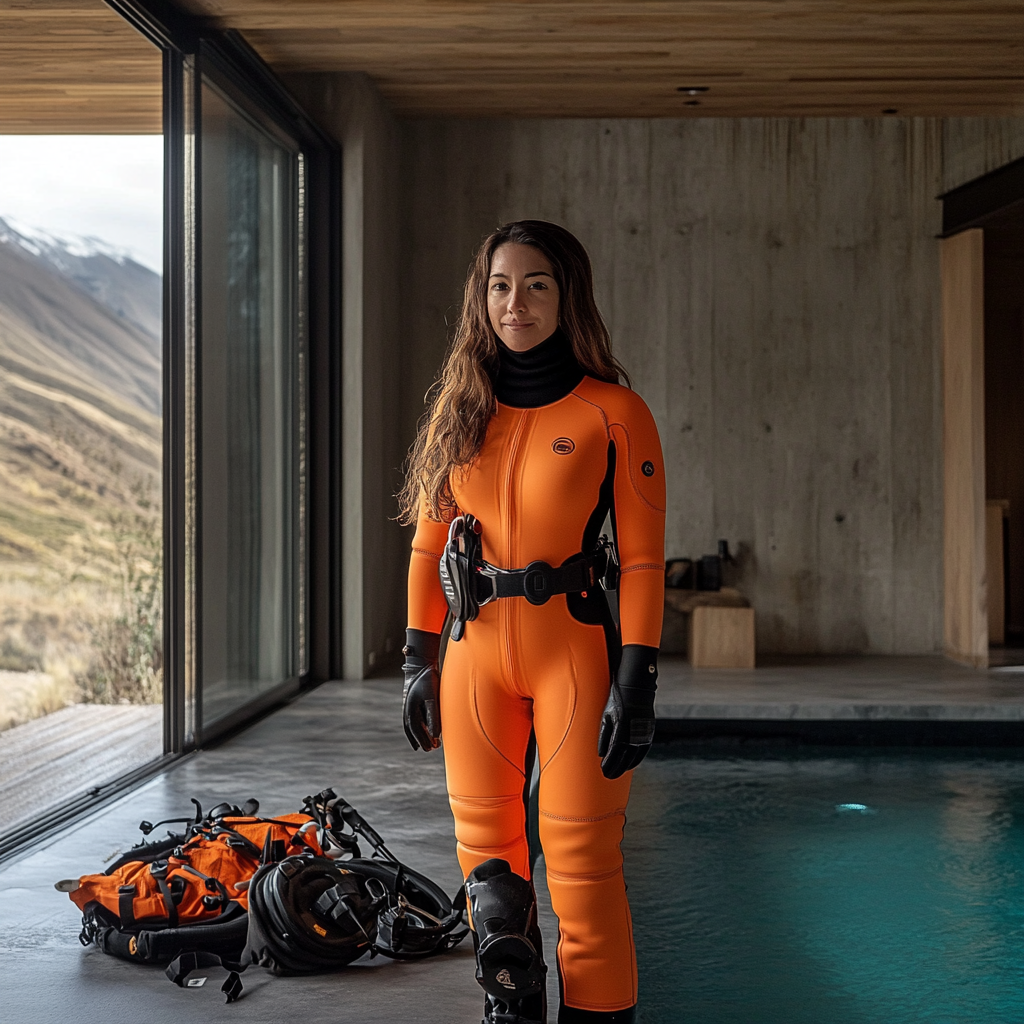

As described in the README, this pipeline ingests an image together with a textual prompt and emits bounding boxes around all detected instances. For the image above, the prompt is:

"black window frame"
[107,1,342,755]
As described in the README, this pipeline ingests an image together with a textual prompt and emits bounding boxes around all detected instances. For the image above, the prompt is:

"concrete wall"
[398,117,1024,656]
[942,118,1024,192]
[287,73,407,678]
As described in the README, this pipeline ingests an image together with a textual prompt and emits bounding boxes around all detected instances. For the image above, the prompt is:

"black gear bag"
[166,790,467,1002]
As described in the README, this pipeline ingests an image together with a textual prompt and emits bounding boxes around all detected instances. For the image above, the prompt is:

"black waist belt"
[440,513,619,641]
[474,558,597,607]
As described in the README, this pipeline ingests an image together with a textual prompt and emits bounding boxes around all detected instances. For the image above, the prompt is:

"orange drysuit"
[408,375,665,1013]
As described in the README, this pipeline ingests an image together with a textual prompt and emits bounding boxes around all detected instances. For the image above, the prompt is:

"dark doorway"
[983,199,1024,664]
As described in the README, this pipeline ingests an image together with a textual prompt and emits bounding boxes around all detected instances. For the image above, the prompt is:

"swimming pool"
[623,747,1024,1024]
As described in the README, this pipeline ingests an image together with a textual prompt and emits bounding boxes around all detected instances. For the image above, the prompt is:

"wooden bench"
[664,588,756,668]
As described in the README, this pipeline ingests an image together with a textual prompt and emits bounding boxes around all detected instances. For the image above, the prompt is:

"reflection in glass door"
[198,76,302,733]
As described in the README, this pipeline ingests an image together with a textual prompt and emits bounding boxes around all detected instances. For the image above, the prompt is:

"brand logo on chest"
[552,437,575,455]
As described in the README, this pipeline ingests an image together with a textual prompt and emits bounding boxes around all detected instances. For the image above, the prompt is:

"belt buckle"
[476,564,499,606]
[522,560,553,605]
[596,535,619,592]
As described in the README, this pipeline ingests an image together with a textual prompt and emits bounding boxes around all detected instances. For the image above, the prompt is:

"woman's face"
[487,242,560,352]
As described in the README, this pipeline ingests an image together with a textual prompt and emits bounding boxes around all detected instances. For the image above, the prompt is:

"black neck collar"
[493,328,586,408]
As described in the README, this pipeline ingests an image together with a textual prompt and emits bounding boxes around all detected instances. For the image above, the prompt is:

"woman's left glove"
[402,628,442,751]
[598,644,658,779]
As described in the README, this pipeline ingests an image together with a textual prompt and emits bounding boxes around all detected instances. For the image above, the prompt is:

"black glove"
[402,628,442,751]
[598,644,658,779]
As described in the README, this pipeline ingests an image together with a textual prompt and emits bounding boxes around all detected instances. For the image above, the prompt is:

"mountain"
[0,218,161,413]
[0,217,162,576]
[0,219,161,354]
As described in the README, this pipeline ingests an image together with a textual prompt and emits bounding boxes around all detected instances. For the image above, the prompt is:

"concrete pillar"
[286,72,406,679]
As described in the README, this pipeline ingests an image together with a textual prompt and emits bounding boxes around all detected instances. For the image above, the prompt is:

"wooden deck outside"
[0,703,162,836]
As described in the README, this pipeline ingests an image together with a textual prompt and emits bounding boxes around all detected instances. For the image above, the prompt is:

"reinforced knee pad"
[466,858,547,1004]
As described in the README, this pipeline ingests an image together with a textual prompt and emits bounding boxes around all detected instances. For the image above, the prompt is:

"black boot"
[467,858,547,1023]
[481,909,547,1024]
[483,992,548,1024]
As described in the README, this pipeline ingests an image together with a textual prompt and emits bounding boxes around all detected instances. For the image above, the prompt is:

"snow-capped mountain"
[0,216,138,268]
[0,216,161,348]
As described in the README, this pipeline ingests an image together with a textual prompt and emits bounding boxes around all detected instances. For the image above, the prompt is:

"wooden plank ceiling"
[0,1,161,132]
[182,0,1024,118]
[1,1,1022,129]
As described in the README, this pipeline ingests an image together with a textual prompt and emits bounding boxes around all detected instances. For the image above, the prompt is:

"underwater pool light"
[835,803,874,814]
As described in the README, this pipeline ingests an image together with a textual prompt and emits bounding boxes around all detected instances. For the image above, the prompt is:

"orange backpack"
[65,798,340,965]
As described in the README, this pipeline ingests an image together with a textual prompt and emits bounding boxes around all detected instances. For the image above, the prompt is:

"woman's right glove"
[402,628,442,751]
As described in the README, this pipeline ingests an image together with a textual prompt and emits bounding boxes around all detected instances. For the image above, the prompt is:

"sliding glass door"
[156,24,336,758]
[194,65,305,738]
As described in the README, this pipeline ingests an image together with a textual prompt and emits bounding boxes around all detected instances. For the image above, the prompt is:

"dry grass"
[0,464,163,728]
[0,573,120,732]
[0,668,77,731]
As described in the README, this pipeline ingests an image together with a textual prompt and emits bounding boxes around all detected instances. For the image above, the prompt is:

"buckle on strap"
[475,563,500,607]
[594,534,619,592]
[522,561,554,605]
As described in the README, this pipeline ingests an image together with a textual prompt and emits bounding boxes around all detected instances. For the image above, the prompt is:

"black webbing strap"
[166,951,244,1003]
[473,557,595,606]
[260,828,287,865]
[208,824,262,859]
[117,885,136,927]
[155,876,178,928]
[179,864,231,911]
[452,884,466,918]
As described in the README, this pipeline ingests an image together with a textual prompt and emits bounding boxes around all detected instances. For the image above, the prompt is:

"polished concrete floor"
[657,654,1024,721]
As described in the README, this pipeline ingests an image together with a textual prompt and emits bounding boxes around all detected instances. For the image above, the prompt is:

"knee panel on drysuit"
[452,794,530,877]
[537,810,625,882]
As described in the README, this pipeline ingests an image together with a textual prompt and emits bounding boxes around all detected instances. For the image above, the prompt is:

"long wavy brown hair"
[398,220,631,524]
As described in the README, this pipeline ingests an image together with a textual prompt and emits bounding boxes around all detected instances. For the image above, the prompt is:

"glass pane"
[0,132,164,835]
[199,80,296,729]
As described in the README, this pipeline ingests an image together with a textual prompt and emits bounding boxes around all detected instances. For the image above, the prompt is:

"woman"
[398,220,665,1024]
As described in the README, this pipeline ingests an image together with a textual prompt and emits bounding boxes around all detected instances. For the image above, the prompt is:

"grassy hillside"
[0,223,162,726]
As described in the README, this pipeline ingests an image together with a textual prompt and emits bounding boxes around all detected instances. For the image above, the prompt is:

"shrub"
[77,477,162,705]
[0,634,43,672]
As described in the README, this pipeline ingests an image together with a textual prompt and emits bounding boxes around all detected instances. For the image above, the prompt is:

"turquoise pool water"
[624,748,1024,1024]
